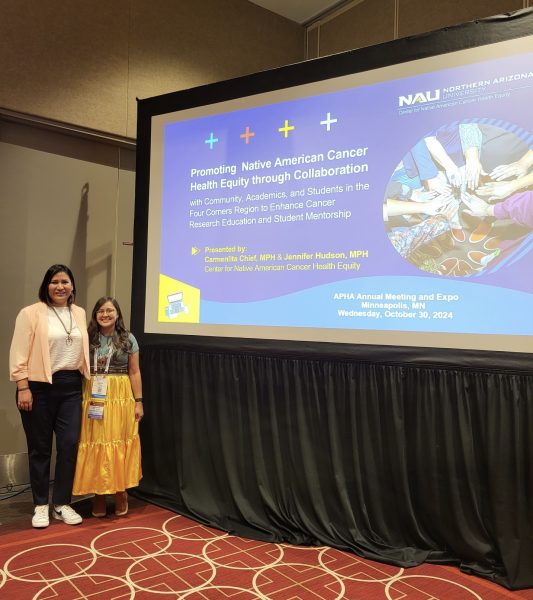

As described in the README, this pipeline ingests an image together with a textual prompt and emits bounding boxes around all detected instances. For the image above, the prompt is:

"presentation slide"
[145,35,533,353]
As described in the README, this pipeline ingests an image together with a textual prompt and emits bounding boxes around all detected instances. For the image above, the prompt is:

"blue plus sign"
[204,132,219,149]
[320,112,338,131]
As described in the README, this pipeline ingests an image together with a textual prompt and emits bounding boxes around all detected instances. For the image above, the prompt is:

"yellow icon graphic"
[158,274,200,323]
[191,246,200,256]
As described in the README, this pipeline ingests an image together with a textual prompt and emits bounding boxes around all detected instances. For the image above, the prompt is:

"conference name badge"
[91,375,108,399]
[88,401,104,420]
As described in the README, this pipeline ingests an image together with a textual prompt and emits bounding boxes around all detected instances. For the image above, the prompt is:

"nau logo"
[399,90,440,107]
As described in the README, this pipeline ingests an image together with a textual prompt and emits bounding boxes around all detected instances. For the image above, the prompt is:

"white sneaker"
[32,504,50,528]
[52,504,82,525]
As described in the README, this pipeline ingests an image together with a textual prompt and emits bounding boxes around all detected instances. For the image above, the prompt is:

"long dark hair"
[88,296,132,352]
[38,264,76,306]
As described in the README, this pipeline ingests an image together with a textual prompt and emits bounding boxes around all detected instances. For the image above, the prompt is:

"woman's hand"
[135,401,144,422]
[464,148,484,191]
[17,388,33,411]
[410,188,437,203]
[425,175,452,196]
[421,197,451,216]
[476,180,517,202]
[461,191,493,217]
[490,161,528,181]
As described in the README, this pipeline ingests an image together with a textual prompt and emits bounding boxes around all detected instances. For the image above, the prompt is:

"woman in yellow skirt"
[73,297,143,517]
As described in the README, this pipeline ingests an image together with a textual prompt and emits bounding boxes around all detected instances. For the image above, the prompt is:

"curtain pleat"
[134,347,533,589]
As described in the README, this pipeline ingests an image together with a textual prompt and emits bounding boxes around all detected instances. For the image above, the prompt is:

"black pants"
[19,370,82,506]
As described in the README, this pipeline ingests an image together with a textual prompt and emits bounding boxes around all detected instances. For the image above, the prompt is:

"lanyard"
[94,345,113,374]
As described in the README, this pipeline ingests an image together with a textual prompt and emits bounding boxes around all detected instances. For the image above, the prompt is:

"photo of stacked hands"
[384,121,533,276]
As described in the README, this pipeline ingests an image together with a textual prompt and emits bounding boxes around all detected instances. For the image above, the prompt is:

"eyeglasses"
[96,308,116,315]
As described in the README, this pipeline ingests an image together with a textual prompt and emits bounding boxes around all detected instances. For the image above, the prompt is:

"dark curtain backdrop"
[133,346,533,590]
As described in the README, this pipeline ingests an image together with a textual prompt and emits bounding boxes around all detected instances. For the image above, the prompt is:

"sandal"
[115,491,128,516]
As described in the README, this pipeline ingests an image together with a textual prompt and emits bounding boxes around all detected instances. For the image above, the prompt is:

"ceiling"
[248,0,347,24]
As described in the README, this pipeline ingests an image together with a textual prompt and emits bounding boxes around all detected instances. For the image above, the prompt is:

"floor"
[0,484,37,527]
[0,484,146,530]
[2,487,533,598]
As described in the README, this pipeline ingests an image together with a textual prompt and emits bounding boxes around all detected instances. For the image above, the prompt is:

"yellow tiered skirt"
[73,374,142,495]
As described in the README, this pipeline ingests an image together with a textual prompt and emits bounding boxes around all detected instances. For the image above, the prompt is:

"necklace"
[51,306,73,346]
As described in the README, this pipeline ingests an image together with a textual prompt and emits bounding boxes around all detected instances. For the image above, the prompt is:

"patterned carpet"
[0,502,532,599]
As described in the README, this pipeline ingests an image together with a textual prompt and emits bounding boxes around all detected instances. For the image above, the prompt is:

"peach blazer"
[10,302,90,383]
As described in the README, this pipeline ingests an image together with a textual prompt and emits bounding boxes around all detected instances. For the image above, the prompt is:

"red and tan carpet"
[1,503,532,599]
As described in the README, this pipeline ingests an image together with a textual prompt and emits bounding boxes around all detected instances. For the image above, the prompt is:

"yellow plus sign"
[278,119,295,138]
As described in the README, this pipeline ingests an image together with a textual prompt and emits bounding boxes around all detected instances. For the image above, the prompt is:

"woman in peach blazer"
[10,264,90,528]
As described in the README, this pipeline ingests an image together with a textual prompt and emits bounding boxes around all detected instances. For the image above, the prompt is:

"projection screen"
[133,11,533,361]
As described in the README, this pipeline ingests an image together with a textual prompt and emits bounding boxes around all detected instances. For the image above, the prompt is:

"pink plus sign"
[240,126,255,144]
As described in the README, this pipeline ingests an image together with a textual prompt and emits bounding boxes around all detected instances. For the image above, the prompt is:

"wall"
[0,0,303,465]
[0,121,136,459]
[0,0,303,137]
[306,0,528,58]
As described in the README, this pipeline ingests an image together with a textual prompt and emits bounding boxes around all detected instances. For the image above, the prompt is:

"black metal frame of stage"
[132,10,533,589]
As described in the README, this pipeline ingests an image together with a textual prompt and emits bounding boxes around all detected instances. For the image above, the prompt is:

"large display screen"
[137,22,533,356]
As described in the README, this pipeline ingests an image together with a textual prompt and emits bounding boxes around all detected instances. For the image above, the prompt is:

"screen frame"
[132,8,533,372]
